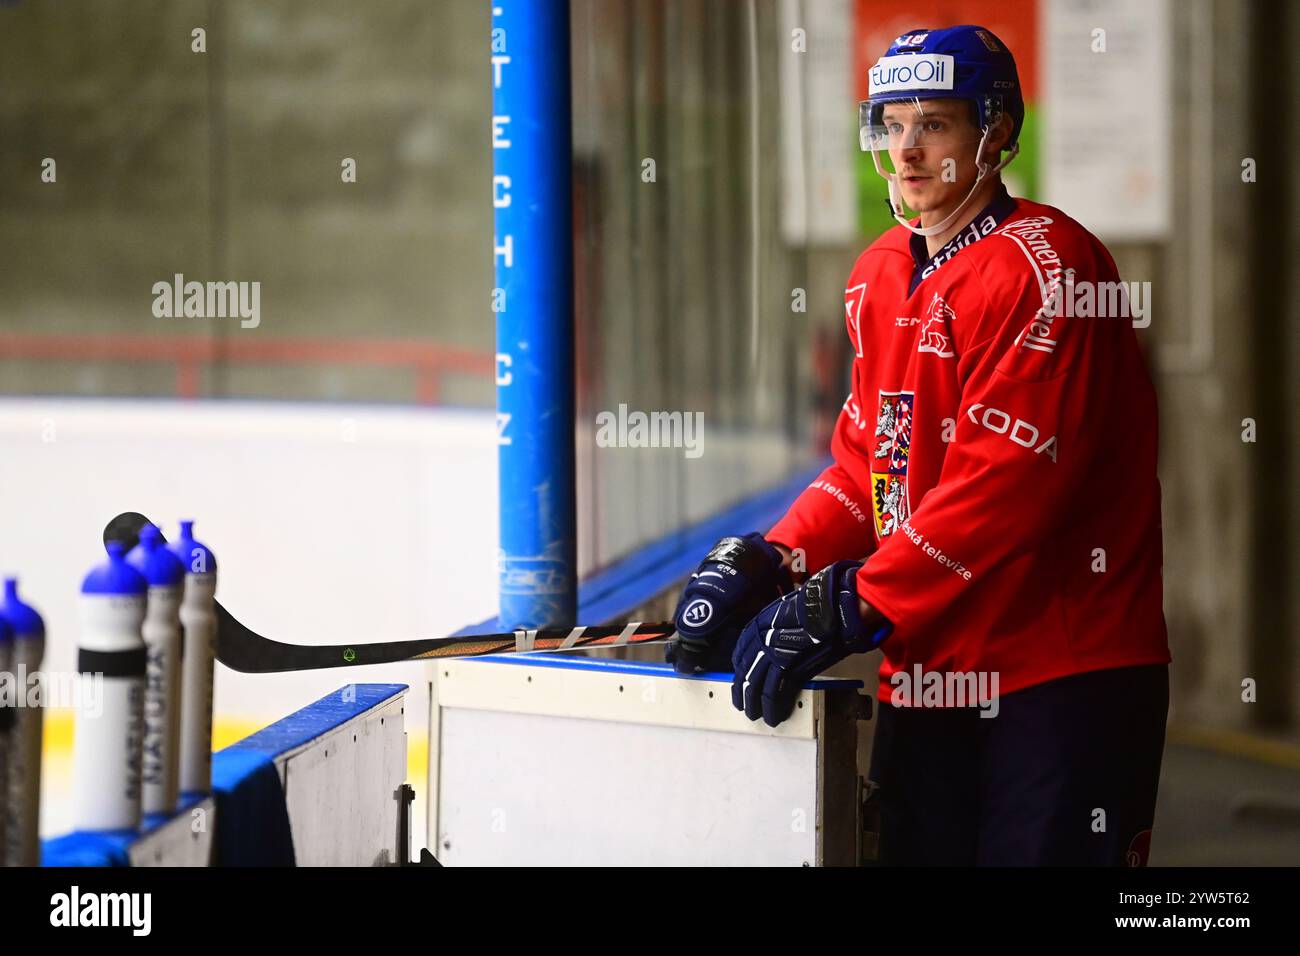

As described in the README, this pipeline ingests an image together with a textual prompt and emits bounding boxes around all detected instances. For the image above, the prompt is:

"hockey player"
[667,25,1171,866]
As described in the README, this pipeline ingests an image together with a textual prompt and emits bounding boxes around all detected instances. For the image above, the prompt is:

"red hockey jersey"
[768,187,1171,702]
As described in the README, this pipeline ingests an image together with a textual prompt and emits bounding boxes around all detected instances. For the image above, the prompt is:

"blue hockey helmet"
[860,25,1024,236]
[862,25,1024,151]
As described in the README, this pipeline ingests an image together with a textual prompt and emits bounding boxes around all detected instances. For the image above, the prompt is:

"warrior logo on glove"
[680,599,713,628]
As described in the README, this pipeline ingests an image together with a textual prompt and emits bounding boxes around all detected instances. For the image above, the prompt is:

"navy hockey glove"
[667,533,793,675]
[731,560,892,727]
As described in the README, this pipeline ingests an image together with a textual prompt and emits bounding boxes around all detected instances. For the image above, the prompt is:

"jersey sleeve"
[854,252,1129,634]
[766,457,877,575]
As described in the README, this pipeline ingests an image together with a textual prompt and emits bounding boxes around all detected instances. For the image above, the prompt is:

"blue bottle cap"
[81,541,148,596]
[1,577,44,638]
[168,519,217,575]
[127,524,186,588]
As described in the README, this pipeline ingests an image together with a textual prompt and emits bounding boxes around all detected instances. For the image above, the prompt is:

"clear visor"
[858,97,992,175]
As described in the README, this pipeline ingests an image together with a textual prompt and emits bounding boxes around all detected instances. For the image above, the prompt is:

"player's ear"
[1000,113,1014,148]
[983,113,1013,162]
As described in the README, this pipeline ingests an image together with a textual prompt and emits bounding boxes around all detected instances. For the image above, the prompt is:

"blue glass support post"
[491,0,577,629]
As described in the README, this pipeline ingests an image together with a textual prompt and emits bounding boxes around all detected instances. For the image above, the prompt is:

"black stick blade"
[214,600,676,674]
[103,511,158,552]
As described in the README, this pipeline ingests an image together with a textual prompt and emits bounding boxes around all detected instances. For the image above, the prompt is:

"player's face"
[880,99,983,215]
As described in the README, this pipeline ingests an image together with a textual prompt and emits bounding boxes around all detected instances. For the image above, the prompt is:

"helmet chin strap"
[875,129,1021,238]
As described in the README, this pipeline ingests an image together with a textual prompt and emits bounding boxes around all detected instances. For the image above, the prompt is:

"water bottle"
[127,524,186,815]
[1,578,45,864]
[169,520,217,796]
[73,542,147,832]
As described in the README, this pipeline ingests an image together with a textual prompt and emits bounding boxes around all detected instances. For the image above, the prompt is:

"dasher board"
[429,656,863,866]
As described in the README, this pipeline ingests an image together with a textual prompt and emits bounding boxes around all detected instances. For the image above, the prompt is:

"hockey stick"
[104,512,676,674]
[214,602,675,673]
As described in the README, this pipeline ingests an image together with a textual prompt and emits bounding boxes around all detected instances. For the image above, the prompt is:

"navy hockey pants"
[865,663,1169,866]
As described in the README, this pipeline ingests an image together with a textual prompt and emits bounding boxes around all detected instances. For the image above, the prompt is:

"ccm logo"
[965,403,1058,461]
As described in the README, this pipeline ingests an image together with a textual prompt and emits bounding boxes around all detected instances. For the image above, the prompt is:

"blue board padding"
[468,654,863,690]
[456,458,829,637]
[225,683,407,756]
[41,793,209,868]
[41,683,407,867]
[42,830,134,868]
[209,750,294,866]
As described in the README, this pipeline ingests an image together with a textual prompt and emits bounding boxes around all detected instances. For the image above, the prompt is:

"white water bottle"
[73,542,148,832]
[127,524,186,815]
[170,520,217,796]
[1,577,45,865]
